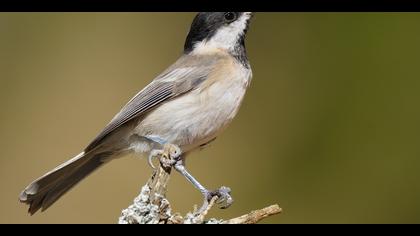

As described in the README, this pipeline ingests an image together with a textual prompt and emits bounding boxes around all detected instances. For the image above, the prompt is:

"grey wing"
[84,55,217,152]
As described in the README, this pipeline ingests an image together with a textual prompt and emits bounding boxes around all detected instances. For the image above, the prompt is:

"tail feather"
[20,151,110,215]
[20,153,86,201]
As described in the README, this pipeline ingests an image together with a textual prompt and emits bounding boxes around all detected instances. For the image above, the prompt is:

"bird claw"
[148,143,182,169]
[206,186,234,210]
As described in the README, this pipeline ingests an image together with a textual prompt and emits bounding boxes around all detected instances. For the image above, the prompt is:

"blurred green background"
[1,13,420,224]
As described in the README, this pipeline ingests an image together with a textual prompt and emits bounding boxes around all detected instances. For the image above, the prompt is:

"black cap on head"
[184,12,253,54]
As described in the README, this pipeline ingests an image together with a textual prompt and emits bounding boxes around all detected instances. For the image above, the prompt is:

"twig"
[194,196,218,223]
[222,204,282,224]
[118,154,281,224]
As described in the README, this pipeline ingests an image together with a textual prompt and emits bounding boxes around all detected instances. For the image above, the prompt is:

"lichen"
[205,218,224,224]
[118,184,168,224]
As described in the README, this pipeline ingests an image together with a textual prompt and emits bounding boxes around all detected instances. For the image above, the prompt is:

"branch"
[222,204,282,224]
[118,157,281,224]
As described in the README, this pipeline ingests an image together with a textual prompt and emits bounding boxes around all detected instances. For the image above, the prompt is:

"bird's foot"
[197,186,233,214]
[148,143,182,169]
[207,186,234,210]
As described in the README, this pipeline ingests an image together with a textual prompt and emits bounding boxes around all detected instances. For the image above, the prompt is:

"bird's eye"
[224,12,237,22]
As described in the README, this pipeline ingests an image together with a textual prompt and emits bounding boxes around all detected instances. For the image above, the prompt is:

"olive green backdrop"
[1,13,420,224]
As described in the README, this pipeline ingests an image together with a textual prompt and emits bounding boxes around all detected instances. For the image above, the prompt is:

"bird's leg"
[148,143,233,214]
[174,158,233,214]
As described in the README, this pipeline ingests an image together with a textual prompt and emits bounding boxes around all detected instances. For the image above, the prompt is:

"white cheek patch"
[193,14,250,53]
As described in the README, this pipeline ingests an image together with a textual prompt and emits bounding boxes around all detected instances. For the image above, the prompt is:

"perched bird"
[20,12,254,215]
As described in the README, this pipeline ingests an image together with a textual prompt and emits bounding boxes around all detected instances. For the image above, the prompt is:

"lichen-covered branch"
[118,158,281,224]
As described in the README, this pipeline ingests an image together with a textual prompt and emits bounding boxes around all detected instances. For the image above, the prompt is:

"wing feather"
[84,54,221,151]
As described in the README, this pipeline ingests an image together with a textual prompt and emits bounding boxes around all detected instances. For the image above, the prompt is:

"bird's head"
[184,12,253,56]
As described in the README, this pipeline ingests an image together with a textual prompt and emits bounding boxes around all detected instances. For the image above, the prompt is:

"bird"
[20,12,254,215]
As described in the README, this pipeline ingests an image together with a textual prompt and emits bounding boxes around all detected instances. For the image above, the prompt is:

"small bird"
[20,12,253,215]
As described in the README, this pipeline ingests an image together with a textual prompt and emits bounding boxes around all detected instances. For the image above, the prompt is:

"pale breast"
[134,58,252,153]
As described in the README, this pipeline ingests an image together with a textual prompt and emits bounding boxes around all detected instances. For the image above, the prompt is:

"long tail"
[19,150,112,215]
